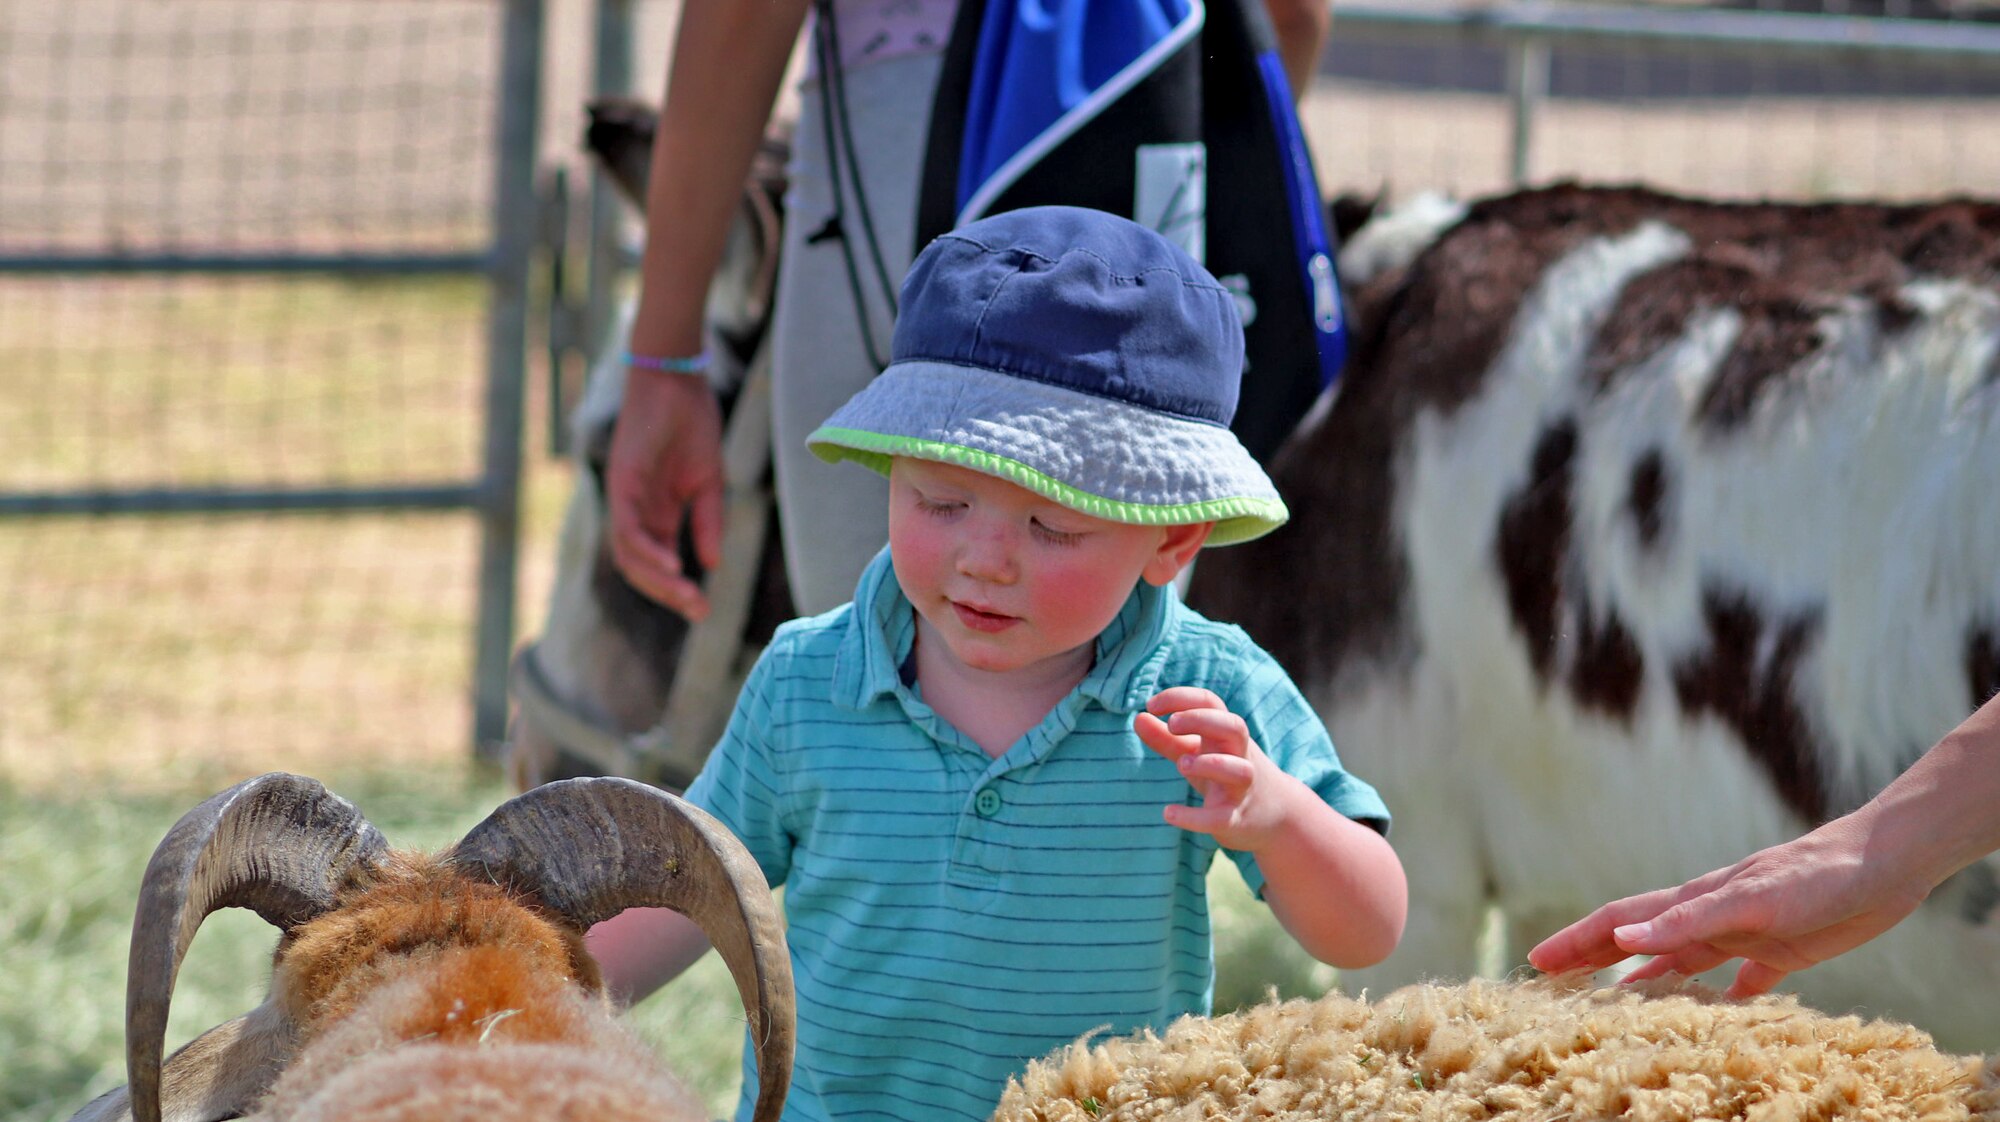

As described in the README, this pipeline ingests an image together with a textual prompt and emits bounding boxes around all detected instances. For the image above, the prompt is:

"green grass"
[1,766,1339,1122]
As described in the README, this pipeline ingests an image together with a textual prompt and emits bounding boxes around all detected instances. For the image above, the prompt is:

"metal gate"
[0,0,545,777]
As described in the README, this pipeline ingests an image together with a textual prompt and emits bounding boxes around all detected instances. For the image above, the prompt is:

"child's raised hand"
[1135,686,1295,852]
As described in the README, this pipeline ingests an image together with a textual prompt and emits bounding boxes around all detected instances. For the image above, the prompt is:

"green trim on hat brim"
[809,426,1288,547]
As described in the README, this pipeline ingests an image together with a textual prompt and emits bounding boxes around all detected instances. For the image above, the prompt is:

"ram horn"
[124,772,389,1122]
[451,776,794,1122]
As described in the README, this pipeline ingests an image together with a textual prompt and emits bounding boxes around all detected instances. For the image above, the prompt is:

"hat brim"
[807,362,1287,547]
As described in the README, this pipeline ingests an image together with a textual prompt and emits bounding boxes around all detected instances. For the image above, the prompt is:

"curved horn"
[451,777,794,1122]
[125,773,388,1122]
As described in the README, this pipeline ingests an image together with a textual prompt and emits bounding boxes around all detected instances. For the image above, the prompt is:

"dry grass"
[1301,83,2000,203]
[0,275,574,793]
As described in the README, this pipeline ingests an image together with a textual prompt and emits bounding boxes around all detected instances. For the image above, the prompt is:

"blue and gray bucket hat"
[807,206,1288,546]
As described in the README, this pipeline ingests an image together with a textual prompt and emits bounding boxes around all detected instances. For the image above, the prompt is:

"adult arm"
[607,0,811,619]
[1528,694,2000,996]
[1263,0,1331,102]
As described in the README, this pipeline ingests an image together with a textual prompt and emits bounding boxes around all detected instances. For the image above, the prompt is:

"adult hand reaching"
[1525,817,1926,998]
[605,369,726,621]
[1528,695,2000,997]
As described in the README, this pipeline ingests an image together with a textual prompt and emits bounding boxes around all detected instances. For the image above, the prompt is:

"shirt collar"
[832,547,1180,714]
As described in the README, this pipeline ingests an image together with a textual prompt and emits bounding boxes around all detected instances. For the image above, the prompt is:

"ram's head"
[73,773,793,1122]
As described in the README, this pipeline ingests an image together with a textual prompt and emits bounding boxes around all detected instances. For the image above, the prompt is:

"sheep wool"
[993,979,2000,1122]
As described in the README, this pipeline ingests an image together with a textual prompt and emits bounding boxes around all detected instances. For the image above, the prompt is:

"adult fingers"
[1611,887,1762,958]
[1529,886,1687,974]
[608,489,710,621]
[1621,942,1732,982]
[1618,955,1677,983]
[688,476,727,575]
[1726,960,1790,998]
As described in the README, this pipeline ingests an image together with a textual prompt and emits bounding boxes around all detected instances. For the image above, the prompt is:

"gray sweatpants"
[770,48,943,615]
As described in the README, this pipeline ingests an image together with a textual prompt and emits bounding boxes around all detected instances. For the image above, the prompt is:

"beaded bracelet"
[624,349,712,375]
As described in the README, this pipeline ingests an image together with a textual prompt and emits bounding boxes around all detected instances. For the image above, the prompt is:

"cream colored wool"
[250,966,706,1122]
[994,980,2000,1122]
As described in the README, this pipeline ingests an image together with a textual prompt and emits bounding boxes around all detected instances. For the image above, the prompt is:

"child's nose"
[955,523,1018,583]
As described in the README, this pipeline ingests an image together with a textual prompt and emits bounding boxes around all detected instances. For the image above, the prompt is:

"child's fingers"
[1146,686,1228,718]
[1134,711,1203,763]
[1161,707,1250,755]
[1176,750,1254,792]
[1163,801,1239,836]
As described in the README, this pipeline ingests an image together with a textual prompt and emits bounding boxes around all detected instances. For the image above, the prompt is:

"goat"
[993,978,2000,1122]
[1189,186,2000,1048]
[69,772,793,1122]
[508,103,2000,1049]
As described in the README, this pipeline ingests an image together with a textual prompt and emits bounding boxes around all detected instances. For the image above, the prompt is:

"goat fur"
[74,858,705,1122]
[994,979,2000,1122]
[243,852,701,1121]
[71,776,790,1122]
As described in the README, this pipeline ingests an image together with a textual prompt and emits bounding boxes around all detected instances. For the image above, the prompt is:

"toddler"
[589,205,1406,1122]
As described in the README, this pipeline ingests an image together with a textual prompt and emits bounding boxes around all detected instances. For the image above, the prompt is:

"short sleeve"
[1218,638,1391,897]
[683,649,794,889]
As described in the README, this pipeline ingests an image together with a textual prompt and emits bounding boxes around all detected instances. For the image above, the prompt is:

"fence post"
[472,0,546,759]
[1506,32,1549,186]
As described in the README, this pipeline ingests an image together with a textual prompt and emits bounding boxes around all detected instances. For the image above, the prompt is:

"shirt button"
[974,788,1002,817]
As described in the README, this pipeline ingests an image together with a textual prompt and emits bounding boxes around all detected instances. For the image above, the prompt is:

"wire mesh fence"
[0,1,534,789]
[7,0,2000,791]
[1304,0,2000,201]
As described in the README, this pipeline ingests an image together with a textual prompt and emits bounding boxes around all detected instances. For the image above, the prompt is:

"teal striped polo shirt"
[686,549,1389,1122]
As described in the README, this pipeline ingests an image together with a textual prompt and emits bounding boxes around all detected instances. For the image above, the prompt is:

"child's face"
[887,458,1211,676]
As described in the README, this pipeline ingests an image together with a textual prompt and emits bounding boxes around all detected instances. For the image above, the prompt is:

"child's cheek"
[1030,552,1127,630]
[887,506,945,584]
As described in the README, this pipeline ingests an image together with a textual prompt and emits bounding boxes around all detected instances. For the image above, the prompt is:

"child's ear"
[1142,522,1215,587]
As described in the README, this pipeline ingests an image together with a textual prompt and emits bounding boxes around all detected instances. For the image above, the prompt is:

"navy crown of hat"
[807,205,1288,547]
[891,206,1246,427]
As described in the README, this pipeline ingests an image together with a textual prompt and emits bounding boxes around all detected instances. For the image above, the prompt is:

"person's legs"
[770,49,943,615]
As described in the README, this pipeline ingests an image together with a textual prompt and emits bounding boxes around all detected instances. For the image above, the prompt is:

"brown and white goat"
[1190,186,2000,1048]
[509,105,2000,1050]
[70,772,793,1122]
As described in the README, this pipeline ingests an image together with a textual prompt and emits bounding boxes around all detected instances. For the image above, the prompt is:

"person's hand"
[604,368,727,620]
[1526,817,1929,998]
[1136,686,1297,852]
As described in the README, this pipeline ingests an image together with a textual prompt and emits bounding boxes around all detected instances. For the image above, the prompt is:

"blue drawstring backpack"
[915,0,1348,462]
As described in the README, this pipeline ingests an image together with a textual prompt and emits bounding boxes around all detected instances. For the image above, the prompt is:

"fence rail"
[0,0,545,766]
[1326,1,2000,187]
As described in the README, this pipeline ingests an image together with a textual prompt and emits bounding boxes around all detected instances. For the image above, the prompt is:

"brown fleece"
[272,851,602,1043]
[240,851,703,1122]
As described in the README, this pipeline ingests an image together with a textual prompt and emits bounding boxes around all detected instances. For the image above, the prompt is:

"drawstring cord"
[810,0,901,371]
